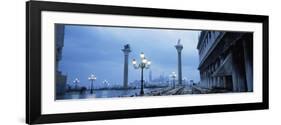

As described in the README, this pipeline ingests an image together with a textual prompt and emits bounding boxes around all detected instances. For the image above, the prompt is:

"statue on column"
[175,39,183,85]
[122,44,131,88]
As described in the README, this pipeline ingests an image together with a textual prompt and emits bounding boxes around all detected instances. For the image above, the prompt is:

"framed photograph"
[26,1,269,124]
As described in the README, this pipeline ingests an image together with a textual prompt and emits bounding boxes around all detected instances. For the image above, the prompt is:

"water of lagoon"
[56,88,158,100]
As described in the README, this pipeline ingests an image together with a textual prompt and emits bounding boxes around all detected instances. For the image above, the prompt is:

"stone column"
[223,76,227,89]
[175,39,183,85]
[243,40,253,92]
[122,44,131,88]
[207,74,211,88]
[219,77,223,88]
[211,77,214,88]
[210,67,213,88]
[231,47,247,92]
[215,77,218,88]
[217,77,220,88]
[204,71,208,88]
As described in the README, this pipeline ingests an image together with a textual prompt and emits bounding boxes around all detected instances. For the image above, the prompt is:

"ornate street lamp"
[132,52,151,96]
[170,72,177,88]
[88,74,97,94]
[73,78,80,90]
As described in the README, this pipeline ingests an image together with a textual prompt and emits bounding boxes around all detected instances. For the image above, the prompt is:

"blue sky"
[58,25,201,88]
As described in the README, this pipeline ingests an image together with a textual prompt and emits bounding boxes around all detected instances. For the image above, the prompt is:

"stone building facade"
[197,31,253,92]
[55,24,67,95]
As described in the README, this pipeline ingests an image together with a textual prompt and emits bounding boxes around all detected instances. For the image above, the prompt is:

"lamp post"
[132,52,151,96]
[170,72,177,88]
[88,74,96,94]
[73,78,80,90]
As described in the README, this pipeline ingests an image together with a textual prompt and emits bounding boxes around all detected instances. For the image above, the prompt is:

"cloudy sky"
[58,24,201,88]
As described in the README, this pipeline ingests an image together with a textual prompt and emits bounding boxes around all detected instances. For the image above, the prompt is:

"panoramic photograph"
[55,24,253,100]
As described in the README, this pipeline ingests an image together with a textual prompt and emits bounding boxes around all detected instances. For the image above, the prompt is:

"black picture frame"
[26,1,269,124]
